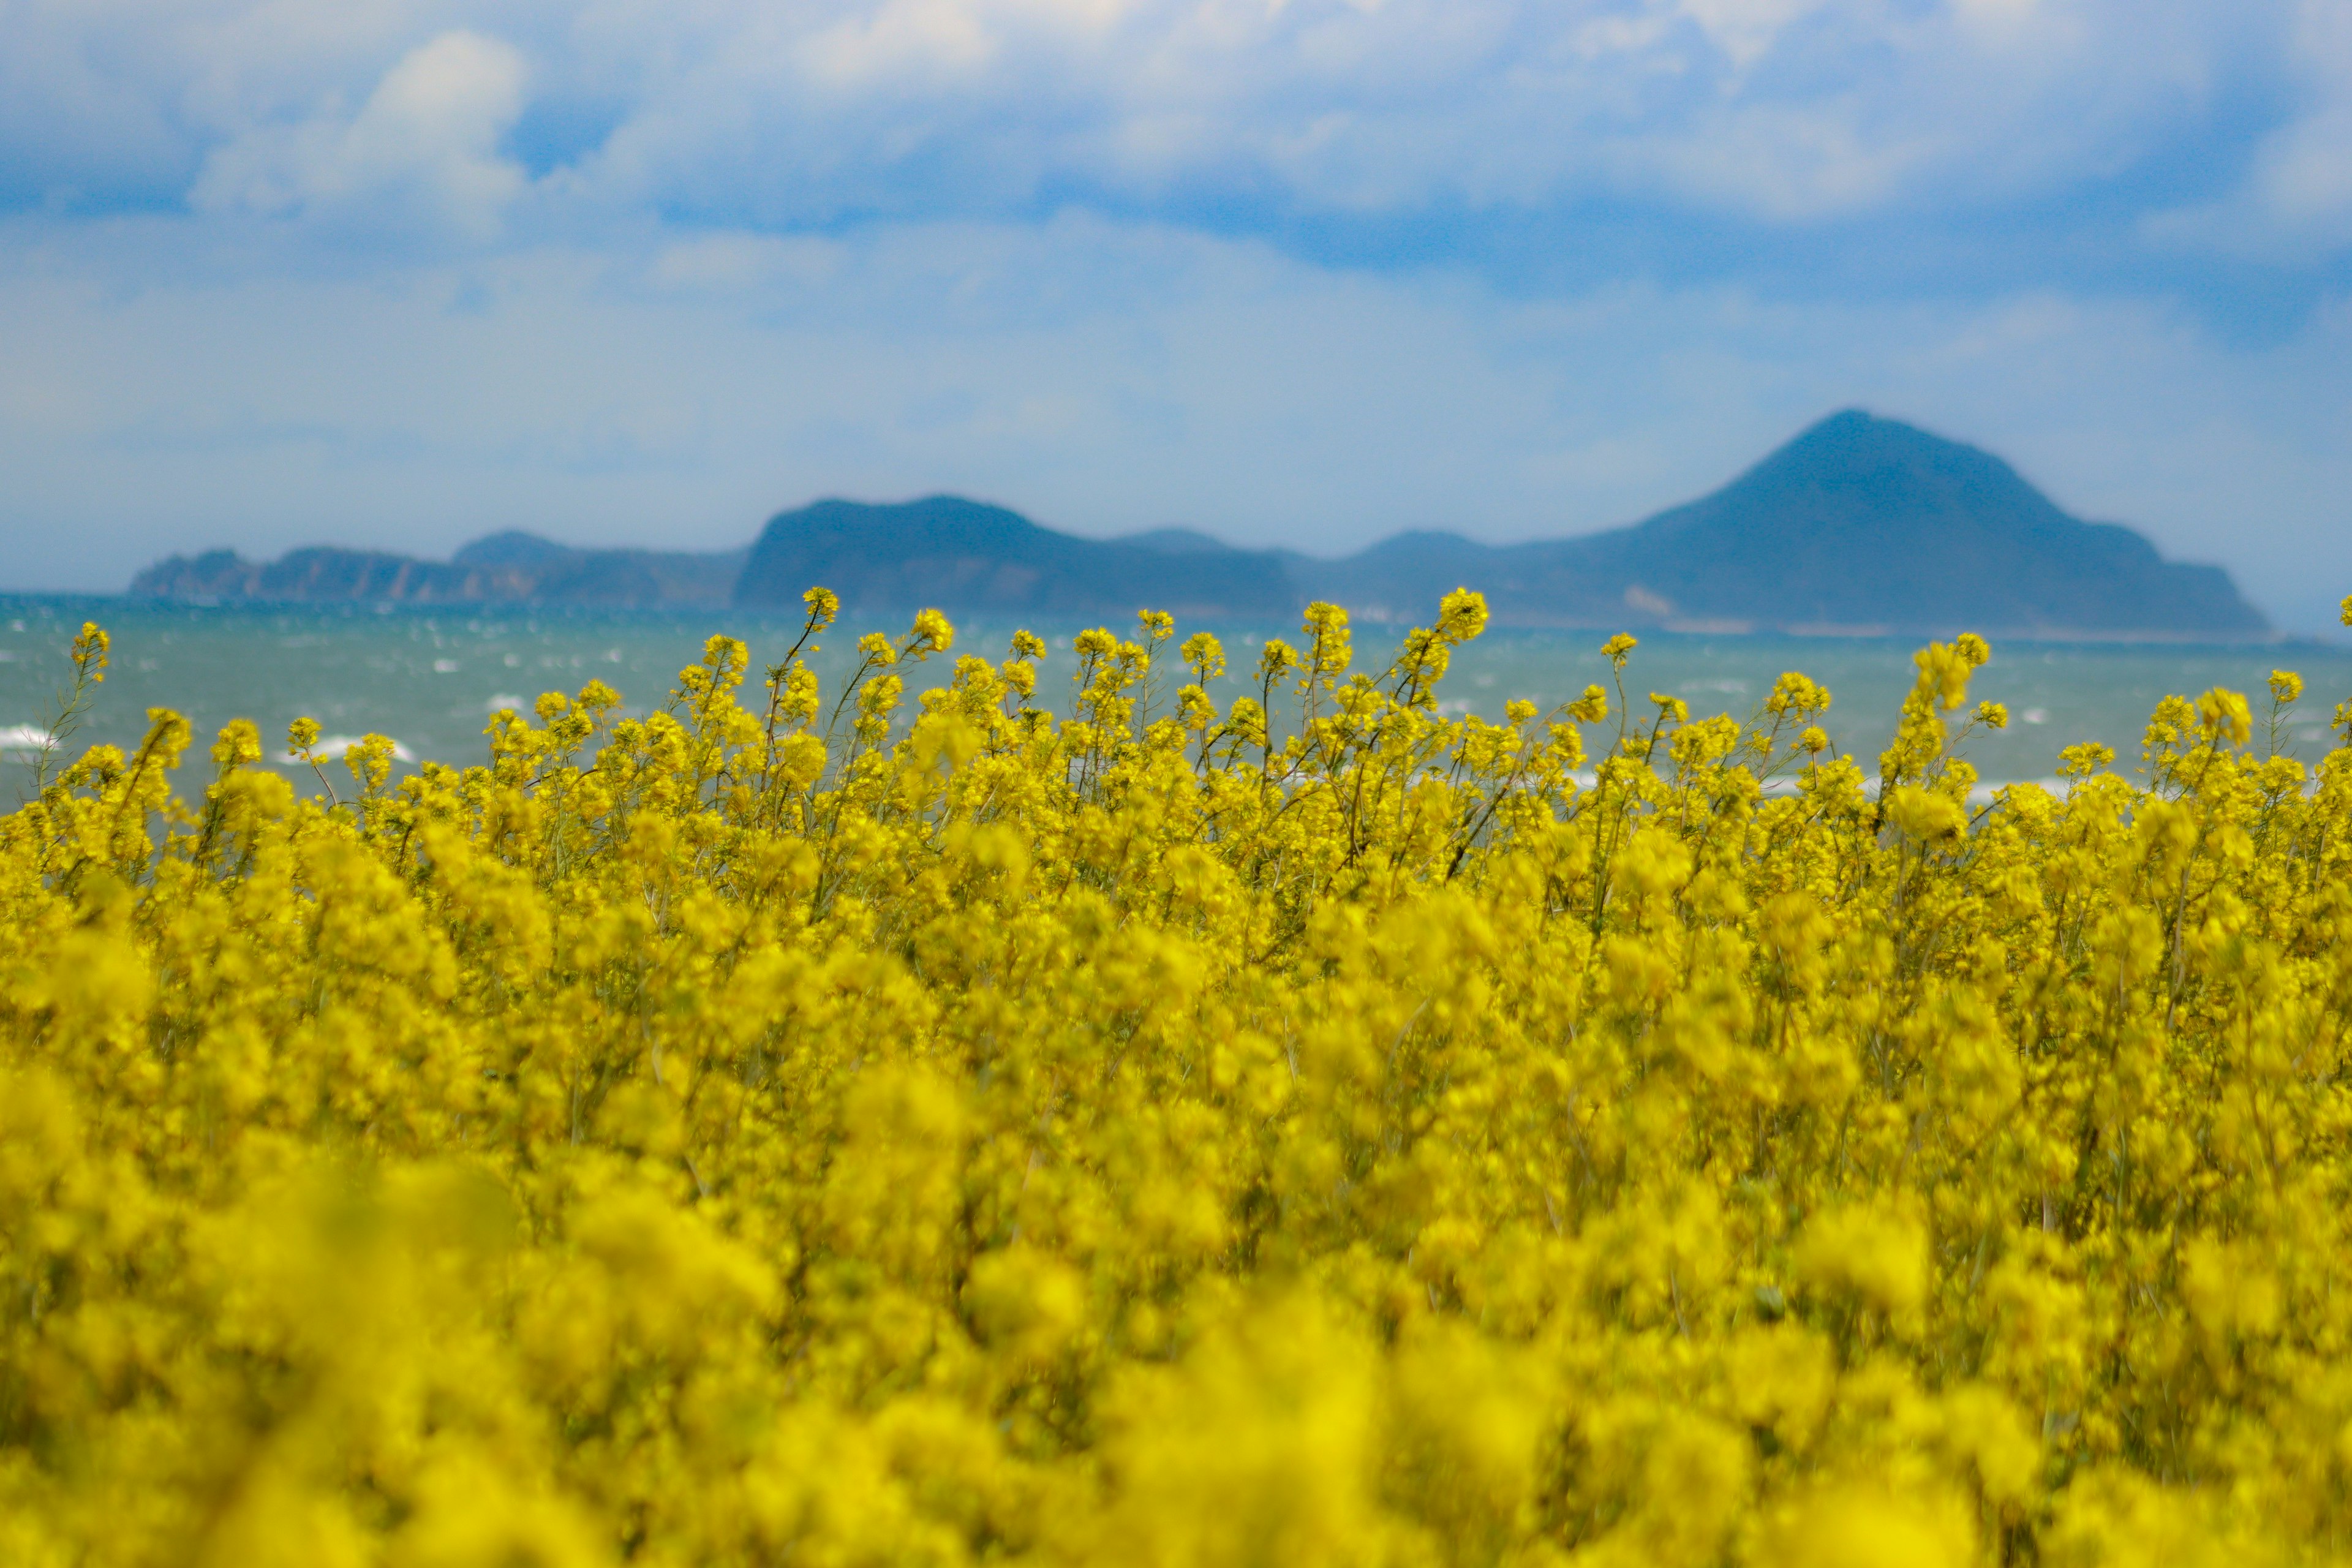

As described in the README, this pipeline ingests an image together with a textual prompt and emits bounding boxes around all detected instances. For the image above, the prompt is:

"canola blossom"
[7,591,2352,1567]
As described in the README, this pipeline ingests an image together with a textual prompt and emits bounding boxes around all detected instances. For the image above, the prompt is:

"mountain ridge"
[128,412,2271,639]
[729,496,1302,619]
[1273,412,2262,636]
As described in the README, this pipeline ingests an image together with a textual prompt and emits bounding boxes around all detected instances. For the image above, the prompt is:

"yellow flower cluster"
[5,590,2351,1567]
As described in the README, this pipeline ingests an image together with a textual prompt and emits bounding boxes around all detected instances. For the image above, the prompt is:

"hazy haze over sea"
[4,598,2340,797]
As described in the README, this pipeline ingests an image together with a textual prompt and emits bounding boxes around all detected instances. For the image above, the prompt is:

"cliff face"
[131,537,745,609]
[129,414,2272,638]
[132,548,536,603]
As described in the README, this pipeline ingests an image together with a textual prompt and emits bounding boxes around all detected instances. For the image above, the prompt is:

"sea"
[3,594,2345,797]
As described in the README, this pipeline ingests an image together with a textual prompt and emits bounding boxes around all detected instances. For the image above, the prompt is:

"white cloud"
[191,30,530,233]
[1611,102,1934,221]
[2141,0,2352,255]
[801,0,1006,83]
[552,0,2299,226]
[2247,1,2352,237]
[1674,0,1836,71]
[0,0,2309,241]
[649,232,846,289]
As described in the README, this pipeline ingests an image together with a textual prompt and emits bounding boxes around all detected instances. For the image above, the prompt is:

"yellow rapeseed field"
[6,590,2352,1567]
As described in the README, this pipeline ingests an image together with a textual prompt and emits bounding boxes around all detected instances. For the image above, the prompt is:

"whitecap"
[278,736,417,765]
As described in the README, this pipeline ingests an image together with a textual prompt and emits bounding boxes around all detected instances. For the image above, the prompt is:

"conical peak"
[1724,407,2038,508]
[1775,408,1973,466]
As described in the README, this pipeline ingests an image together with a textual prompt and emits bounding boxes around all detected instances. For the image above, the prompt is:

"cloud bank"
[1,0,2348,626]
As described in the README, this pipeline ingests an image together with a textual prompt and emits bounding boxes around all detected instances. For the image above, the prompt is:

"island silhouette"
[133,410,2267,639]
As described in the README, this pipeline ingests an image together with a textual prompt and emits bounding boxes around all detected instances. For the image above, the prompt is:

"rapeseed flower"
[1,594,2348,1566]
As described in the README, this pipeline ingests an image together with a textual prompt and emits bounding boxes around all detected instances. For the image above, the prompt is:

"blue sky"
[3,0,2349,627]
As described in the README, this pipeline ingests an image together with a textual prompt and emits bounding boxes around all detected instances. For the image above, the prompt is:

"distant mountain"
[1119,527,1245,556]
[130,413,2269,638]
[732,497,1299,618]
[447,533,744,607]
[1286,411,2266,637]
[132,534,745,608]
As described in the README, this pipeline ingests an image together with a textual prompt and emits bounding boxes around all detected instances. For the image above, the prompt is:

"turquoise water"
[2,595,2345,795]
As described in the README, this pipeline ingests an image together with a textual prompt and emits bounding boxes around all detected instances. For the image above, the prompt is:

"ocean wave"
[278,736,417,765]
